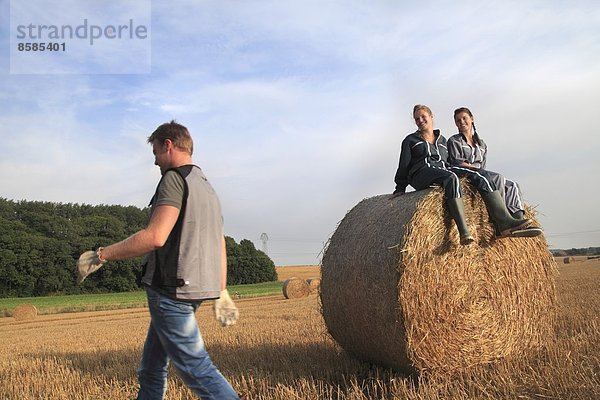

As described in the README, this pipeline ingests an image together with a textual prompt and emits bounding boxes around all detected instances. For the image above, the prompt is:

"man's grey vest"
[142,165,223,301]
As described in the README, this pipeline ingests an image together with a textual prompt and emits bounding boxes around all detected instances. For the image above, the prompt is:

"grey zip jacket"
[447,133,488,169]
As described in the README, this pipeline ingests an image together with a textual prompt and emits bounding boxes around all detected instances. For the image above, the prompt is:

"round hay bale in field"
[321,182,557,374]
[283,277,310,299]
[306,278,321,294]
[564,256,574,264]
[13,304,38,321]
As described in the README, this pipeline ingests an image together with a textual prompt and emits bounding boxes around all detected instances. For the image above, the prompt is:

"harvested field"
[555,255,587,264]
[276,265,320,281]
[1,261,599,399]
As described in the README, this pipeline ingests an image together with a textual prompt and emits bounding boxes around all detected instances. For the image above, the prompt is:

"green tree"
[226,236,277,284]
[0,198,148,297]
[0,197,276,297]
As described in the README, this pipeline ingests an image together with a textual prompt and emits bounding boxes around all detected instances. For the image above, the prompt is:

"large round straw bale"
[283,277,310,299]
[13,304,38,321]
[563,256,574,264]
[321,183,557,374]
[306,278,321,294]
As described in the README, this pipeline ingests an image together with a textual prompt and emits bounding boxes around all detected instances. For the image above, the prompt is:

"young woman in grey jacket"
[447,107,541,236]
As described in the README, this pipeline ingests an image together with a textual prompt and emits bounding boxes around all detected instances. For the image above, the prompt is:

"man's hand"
[214,289,239,327]
[76,250,104,284]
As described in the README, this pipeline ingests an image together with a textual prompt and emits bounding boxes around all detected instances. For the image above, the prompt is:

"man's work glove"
[76,249,104,284]
[214,289,239,327]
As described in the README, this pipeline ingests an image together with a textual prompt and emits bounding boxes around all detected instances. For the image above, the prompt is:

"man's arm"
[99,205,180,261]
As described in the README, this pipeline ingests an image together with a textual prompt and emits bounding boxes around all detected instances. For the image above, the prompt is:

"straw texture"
[320,183,557,373]
[283,278,310,299]
[307,278,321,294]
[13,304,38,321]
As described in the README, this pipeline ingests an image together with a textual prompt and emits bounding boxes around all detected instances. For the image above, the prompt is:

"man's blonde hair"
[147,120,194,155]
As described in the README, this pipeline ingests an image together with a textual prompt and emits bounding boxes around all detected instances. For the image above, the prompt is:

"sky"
[1,0,599,265]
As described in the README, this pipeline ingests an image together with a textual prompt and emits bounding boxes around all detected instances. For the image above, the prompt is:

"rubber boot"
[446,198,474,245]
[494,210,525,236]
[509,209,543,237]
[511,210,524,220]
[510,226,543,237]
[481,191,531,238]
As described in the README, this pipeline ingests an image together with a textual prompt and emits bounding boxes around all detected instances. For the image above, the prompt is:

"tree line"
[0,198,276,298]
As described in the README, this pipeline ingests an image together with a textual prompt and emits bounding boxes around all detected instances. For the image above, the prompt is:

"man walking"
[77,121,240,399]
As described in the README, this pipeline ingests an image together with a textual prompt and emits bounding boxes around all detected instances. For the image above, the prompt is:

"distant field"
[0,267,322,317]
[276,265,320,281]
[554,255,596,264]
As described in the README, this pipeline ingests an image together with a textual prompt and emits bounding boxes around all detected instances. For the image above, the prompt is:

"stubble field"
[1,261,599,399]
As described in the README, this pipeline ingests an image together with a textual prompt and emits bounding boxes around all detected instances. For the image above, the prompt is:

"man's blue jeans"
[136,287,239,400]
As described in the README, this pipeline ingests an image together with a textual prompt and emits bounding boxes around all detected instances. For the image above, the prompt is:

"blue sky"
[1,1,599,265]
